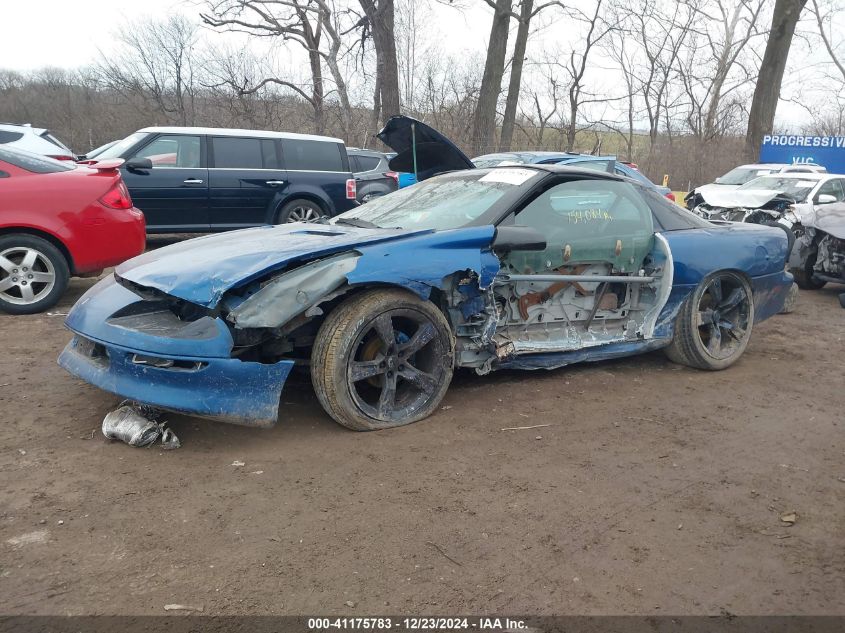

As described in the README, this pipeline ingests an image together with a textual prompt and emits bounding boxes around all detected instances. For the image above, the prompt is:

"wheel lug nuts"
[21,281,27,286]
[28,274,33,279]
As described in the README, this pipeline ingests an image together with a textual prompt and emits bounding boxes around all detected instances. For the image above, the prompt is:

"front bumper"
[57,275,294,427]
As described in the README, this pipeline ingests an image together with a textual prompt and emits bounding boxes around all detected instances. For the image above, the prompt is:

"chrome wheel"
[286,205,322,223]
[0,247,56,305]
[694,275,752,360]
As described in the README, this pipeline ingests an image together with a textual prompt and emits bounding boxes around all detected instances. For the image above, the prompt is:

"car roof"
[346,148,386,157]
[749,172,828,181]
[0,123,48,135]
[137,126,344,144]
[738,163,825,170]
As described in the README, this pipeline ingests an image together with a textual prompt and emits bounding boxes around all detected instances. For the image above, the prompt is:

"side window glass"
[815,180,845,201]
[134,135,201,168]
[349,156,362,172]
[281,139,344,171]
[510,179,654,273]
[261,139,281,169]
[0,131,24,144]
[211,137,263,169]
[357,155,381,171]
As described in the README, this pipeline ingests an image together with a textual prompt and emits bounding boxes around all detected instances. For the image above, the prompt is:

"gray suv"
[348,148,398,203]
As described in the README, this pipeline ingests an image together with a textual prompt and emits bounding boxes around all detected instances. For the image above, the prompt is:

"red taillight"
[665,192,676,202]
[99,181,134,210]
[384,171,399,184]
[346,178,357,200]
[49,155,75,161]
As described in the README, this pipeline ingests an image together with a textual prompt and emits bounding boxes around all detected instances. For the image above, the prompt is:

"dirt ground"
[1,273,843,616]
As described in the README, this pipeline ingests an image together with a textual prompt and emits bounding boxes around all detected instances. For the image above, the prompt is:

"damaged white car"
[789,200,845,307]
[690,173,845,227]
[684,163,826,210]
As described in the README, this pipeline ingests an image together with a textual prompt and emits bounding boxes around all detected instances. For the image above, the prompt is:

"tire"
[664,270,754,371]
[791,248,827,290]
[311,288,455,431]
[0,234,69,315]
[275,199,325,223]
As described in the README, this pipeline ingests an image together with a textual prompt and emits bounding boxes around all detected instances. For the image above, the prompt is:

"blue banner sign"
[760,135,845,173]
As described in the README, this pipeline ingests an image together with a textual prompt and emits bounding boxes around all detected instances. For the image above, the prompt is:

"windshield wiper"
[334,217,381,229]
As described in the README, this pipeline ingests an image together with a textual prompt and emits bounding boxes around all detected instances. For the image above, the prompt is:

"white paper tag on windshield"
[479,168,537,186]
[796,181,816,187]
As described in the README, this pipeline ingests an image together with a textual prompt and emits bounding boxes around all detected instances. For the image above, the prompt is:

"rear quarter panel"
[0,168,145,273]
[661,222,792,325]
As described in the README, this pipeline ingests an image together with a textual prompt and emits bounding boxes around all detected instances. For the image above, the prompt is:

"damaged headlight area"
[224,252,360,329]
[692,195,795,224]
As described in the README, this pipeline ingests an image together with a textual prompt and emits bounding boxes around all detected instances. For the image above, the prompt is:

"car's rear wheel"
[276,199,324,223]
[664,271,754,370]
[311,289,455,431]
[0,234,69,315]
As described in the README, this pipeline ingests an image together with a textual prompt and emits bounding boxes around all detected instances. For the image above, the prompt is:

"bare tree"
[553,0,616,151]
[498,0,533,151]
[744,0,807,160]
[202,0,356,136]
[356,0,401,125]
[97,15,200,126]
[613,0,698,149]
[472,0,513,155]
[808,0,845,82]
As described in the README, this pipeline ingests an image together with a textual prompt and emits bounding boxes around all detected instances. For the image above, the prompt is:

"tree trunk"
[498,0,532,152]
[360,0,401,124]
[744,0,807,161]
[472,0,512,156]
[308,47,326,135]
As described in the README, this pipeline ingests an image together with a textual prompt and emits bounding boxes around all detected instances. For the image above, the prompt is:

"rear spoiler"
[87,159,124,171]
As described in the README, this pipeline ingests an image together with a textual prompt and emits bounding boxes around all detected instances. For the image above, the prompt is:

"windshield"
[332,169,539,231]
[95,132,149,159]
[738,176,817,201]
[472,153,526,168]
[717,167,775,185]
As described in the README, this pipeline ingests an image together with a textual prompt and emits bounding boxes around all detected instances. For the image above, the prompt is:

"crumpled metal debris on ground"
[102,401,180,449]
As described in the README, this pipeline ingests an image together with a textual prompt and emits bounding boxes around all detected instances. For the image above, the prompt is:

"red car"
[0,147,146,314]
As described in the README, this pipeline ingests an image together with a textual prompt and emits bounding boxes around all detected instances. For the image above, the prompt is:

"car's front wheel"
[0,234,69,315]
[665,271,754,370]
[311,289,455,430]
[791,248,827,290]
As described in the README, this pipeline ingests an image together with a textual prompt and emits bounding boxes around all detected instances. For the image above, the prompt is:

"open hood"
[699,188,789,209]
[116,223,425,308]
[377,115,474,181]
[694,183,740,198]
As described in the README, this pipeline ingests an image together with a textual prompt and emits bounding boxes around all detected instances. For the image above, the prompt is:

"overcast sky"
[1,0,839,128]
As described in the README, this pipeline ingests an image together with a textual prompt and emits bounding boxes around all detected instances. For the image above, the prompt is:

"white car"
[685,163,827,209]
[0,123,75,160]
[691,172,845,224]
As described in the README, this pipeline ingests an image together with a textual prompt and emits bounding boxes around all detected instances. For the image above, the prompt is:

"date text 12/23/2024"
[307,617,529,630]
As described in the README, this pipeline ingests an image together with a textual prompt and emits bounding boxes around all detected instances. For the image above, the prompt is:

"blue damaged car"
[58,116,794,431]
